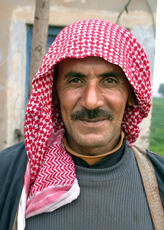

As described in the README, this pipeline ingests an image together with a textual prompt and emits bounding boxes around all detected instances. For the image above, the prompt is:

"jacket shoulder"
[0,142,27,230]
[0,142,27,168]
[146,150,164,177]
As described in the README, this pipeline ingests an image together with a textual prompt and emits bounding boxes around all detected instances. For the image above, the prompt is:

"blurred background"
[0,0,163,155]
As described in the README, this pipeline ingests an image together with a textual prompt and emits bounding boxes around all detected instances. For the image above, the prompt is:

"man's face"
[56,56,131,155]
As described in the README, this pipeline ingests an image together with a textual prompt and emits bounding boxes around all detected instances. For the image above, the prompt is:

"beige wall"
[0,0,156,150]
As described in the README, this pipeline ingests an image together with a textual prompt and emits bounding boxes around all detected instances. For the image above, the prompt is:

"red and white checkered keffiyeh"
[21,19,151,225]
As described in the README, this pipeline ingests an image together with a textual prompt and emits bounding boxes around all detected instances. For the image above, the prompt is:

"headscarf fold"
[23,19,151,219]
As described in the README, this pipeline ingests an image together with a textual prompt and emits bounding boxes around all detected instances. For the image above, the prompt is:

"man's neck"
[64,131,124,166]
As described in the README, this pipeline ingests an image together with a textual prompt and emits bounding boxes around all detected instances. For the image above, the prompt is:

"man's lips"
[77,118,109,128]
[79,118,107,122]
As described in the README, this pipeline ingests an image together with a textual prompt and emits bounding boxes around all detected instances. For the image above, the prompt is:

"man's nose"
[80,82,104,110]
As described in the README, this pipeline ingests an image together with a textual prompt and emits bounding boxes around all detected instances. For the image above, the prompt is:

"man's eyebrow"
[64,71,86,80]
[63,71,122,81]
[99,71,121,78]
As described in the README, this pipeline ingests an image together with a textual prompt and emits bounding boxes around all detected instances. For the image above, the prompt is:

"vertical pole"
[29,0,50,94]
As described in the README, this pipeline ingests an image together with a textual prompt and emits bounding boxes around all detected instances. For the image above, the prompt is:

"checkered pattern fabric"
[24,19,151,218]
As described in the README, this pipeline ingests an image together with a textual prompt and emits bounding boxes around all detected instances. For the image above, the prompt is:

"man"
[0,19,164,230]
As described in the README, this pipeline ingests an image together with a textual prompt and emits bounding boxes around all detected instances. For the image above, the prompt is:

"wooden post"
[29,0,50,94]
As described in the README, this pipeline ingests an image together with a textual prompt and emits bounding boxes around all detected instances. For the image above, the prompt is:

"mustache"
[71,108,114,121]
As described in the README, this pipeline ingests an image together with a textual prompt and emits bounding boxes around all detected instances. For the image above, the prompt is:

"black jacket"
[0,142,164,230]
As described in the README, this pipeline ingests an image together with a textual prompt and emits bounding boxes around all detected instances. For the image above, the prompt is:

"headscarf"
[23,19,151,220]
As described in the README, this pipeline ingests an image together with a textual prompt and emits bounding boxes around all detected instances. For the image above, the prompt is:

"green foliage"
[158,83,164,97]
[150,97,164,156]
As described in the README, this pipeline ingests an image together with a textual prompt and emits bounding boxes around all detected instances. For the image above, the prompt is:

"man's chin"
[72,134,111,151]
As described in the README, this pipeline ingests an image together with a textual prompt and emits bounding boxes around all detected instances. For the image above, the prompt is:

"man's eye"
[103,77,117,85]
[68,78,82,84]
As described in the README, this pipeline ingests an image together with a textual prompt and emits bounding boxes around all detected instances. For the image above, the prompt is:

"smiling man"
[56,57,132,156]
[0,19,164,230]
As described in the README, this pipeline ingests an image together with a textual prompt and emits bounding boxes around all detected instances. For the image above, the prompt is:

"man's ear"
[127,90,138,106]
